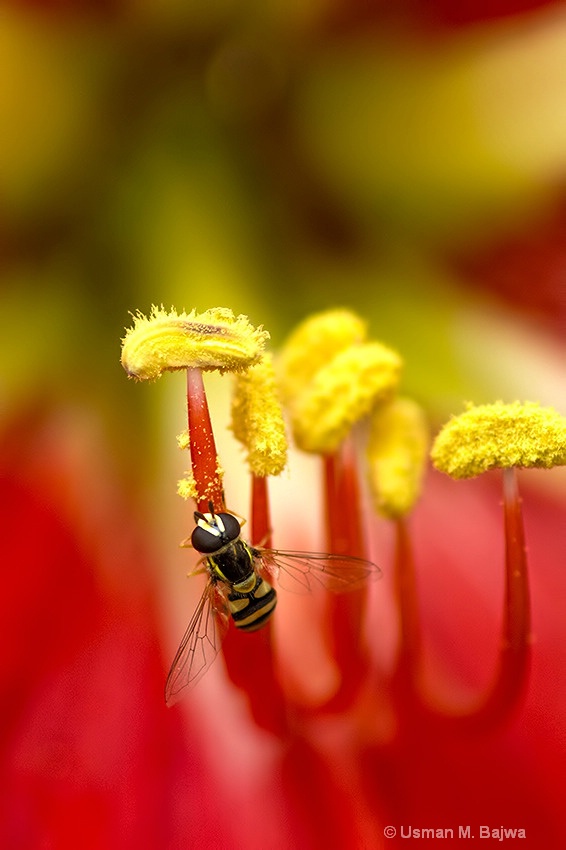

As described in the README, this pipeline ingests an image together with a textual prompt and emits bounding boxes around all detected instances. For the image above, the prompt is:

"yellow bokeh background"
[2,1,566,448]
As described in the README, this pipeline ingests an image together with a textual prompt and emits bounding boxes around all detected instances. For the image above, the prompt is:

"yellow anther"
[177,475,198,501]
[121,306,268,381]
[231,354,288,476]
[278,308,367,403]
[290,341,402,454]
[431,401,566,479]
[367,397,429,519]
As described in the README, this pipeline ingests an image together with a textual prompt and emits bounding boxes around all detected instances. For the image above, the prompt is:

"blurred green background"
[2,0,566,456]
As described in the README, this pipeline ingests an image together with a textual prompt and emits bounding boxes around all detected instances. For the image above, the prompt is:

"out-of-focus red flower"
[4,347,566,847]
[372,469,566,845]
[0,407,227,849]
[452,195,566,334]
[3,0,566,844]
[413,0,561,29]
[148,326,566,848]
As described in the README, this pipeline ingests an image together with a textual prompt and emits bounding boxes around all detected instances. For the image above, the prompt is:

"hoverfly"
[165,504,380,705]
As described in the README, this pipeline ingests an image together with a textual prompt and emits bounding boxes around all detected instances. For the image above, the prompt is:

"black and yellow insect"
[165,506,380,705]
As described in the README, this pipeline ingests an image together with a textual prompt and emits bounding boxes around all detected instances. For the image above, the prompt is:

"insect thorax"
[209,539,255,585]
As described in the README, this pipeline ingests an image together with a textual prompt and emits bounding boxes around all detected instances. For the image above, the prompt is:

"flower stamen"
[121,306,290,726]
[323,437,369,707]
[367,397,429,521]
[279,309,404,707]
[431,400,566,478]
[231,353,288,478]
[289,342,402,455]
[366,397,429,706]
[430,400,566,729]
[121,305,268,380]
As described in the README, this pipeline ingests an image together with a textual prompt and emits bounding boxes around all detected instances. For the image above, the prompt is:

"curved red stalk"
[322,437,369,708]
[464,467,531,730]
[427,467,531,733]
[186,368,225,513]
[391,517,421,714]
[282,738,384,848]
[250,473,272,548]
[323,438,366,558]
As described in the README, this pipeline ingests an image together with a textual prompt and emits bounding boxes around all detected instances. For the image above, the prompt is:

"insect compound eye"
[216,513,241,542]
[191,525,223,554]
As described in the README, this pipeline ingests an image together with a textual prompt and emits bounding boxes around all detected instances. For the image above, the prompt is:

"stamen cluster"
[120,304,566,735]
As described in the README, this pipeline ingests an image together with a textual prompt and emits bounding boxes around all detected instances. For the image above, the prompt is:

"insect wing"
[165,579,229,705]
[257,548,380,594]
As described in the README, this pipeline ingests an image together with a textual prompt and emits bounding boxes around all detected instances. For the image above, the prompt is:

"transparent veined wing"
[255,548,381,594]
[165,579,230,706]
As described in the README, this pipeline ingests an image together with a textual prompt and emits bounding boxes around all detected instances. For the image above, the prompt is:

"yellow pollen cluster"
[176,435,225,500]
[176,430,190,451]
[231,354,288,476]
[431,401,566,479]
[367,398,430,519]
[177,473,198,501]
[121,306,268,380]
[278,309,367,403]
[279,310,402,455]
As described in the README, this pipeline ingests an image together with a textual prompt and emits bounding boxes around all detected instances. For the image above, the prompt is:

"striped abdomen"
[227,573,277,632]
